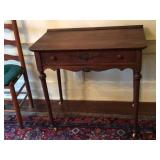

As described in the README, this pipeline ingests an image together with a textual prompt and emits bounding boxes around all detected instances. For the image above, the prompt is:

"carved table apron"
[30,25,147,137]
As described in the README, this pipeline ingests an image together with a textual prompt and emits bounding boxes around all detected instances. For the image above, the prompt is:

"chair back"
[4,20,26,68]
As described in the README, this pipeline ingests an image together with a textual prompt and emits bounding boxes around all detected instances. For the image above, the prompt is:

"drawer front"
[41,50,136,66]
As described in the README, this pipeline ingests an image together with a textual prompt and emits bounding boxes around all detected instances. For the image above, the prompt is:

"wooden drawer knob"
[117,54,124,59]
[50,56,57,61]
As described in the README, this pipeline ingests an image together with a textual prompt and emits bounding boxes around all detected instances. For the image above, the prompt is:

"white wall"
[4,20,156,102]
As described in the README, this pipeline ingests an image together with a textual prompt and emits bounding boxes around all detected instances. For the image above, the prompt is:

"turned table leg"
[133,70,141,138]
[39,71,54,124]
[56,69,63,104]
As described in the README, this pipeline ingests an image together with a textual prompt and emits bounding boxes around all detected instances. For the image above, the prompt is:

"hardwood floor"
[5,99,156,119]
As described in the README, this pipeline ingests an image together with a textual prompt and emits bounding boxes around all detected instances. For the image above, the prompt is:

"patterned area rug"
[4,115,156,140]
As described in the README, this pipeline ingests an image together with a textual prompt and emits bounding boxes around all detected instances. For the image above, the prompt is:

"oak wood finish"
[30,25,147,137]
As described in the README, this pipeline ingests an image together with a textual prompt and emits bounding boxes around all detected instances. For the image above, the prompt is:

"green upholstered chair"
[4,20,34,129]
[4,64,23,86]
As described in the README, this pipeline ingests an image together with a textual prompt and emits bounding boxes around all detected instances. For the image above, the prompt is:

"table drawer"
[41,50,136,66]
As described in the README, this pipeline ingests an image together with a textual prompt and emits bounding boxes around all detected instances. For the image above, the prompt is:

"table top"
[30,25,147,52]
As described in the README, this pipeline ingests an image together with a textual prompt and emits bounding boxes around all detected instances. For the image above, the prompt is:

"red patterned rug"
[4,115,156,140]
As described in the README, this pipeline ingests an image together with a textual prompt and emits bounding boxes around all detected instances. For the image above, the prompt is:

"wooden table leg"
[133,70,141,138]
[39,71,54,124]
[56,69,63,104]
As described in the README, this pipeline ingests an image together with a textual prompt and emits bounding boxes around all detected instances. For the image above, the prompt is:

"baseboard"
[5,99,156,116]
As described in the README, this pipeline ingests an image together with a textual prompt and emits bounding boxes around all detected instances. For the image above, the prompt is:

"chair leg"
[23,70,34,108]
[56,69,63,104]
[9,82,23,129]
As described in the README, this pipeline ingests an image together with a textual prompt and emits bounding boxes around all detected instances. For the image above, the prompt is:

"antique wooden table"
[30,25,147,137]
